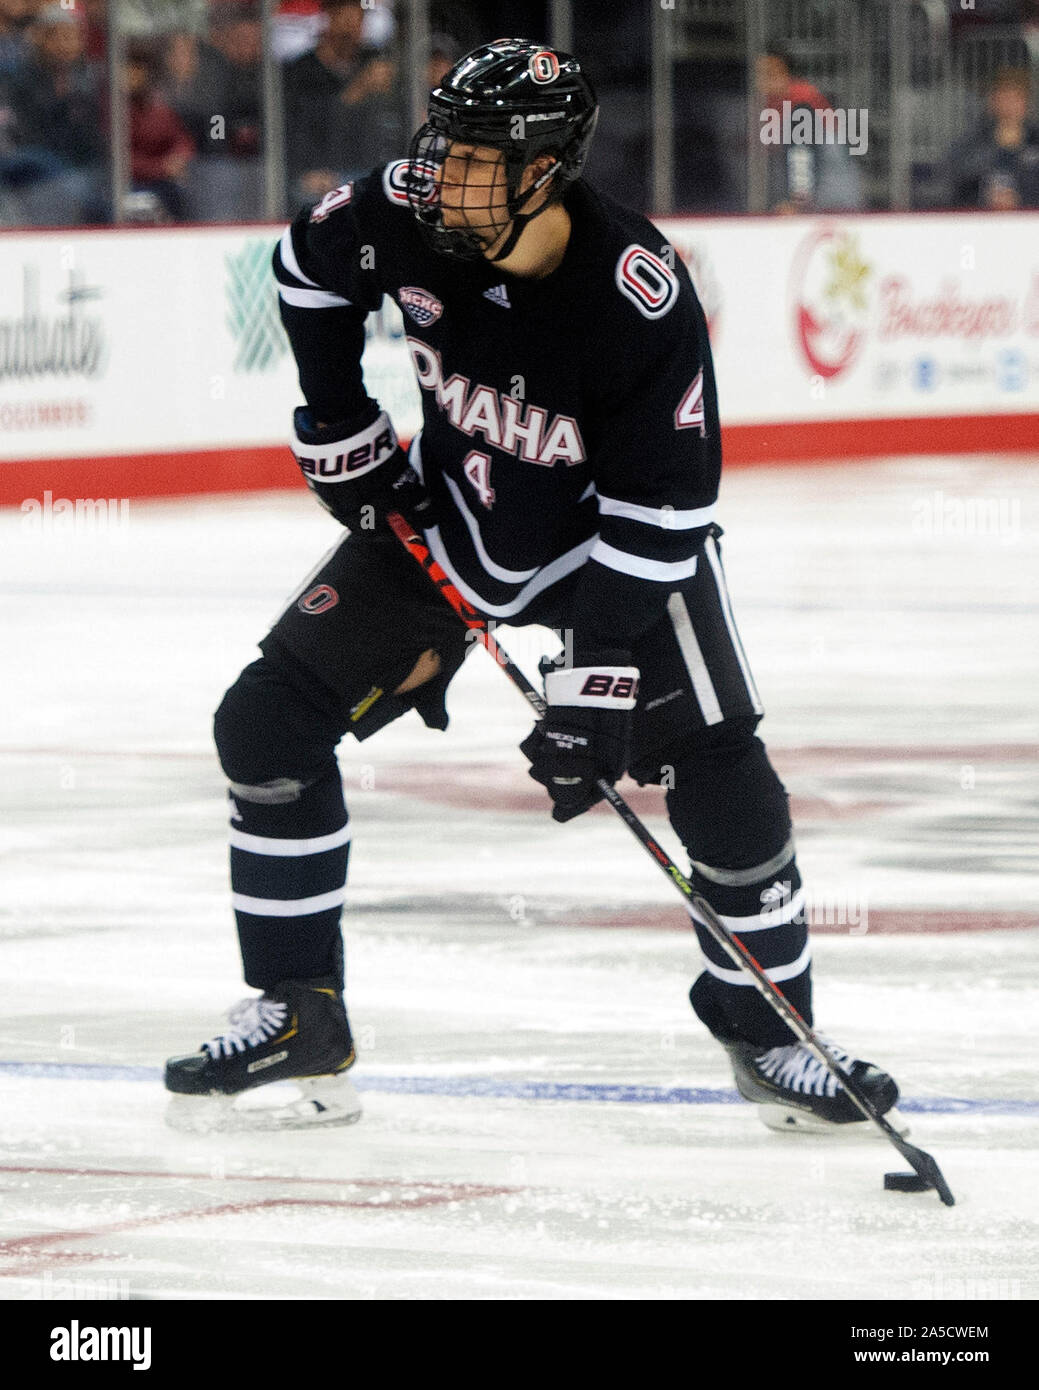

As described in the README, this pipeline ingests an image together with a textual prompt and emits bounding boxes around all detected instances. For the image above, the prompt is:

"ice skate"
[164,977,361,1132]
[724,1037,906,1136]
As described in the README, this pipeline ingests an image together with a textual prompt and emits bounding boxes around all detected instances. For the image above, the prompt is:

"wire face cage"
[407,121,550,261]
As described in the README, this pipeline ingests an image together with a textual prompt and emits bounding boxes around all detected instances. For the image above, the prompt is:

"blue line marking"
[0,1060,1034,1115]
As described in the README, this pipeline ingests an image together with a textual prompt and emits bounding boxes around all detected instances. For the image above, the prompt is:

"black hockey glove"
[291,406,431,533]
[520,650,640,823]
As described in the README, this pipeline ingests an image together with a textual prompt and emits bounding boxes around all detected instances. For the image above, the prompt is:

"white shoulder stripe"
[277,225,320,288]
[278,283,352,310]
[598,495,716,530]
[591,539,698,581]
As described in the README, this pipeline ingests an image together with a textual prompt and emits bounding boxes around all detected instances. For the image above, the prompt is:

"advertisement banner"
[1,212,1036,501]
[658,212,1039,427]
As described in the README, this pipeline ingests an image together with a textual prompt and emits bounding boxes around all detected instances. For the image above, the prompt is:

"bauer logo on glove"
[290,405,431,533]
[520,651,640,822]
[292,408,399,482]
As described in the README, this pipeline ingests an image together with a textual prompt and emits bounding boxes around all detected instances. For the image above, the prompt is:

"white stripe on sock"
[698,941,812,986]
[707,886,806,932]
[229,824,352,856]
[231,885,348,917]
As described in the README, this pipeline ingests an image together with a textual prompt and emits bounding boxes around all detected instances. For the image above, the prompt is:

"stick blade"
[884,1171,930,1193]
[885,1141,956,1206]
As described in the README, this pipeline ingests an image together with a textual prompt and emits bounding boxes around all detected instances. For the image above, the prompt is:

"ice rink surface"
[1,453,1036,1301]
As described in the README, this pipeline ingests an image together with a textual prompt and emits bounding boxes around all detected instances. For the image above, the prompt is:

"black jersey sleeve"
[272,171,387,427]
[567,269,722,653]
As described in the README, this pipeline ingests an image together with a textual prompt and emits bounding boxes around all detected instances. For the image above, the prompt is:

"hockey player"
[165,39,900,1133]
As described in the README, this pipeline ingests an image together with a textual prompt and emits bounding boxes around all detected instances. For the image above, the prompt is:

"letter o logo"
[615,245,679,320]
[528,51,561,84]
[298,584,339,615]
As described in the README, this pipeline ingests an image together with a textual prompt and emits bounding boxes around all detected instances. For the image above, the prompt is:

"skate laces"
[755,1038,853,1097]
[203,997,288,1059]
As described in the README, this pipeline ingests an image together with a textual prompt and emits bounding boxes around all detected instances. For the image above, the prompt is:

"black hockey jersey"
[273,161,722,652]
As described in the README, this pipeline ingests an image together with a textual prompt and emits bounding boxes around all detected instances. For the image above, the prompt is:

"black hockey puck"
[884,1171,931,1192]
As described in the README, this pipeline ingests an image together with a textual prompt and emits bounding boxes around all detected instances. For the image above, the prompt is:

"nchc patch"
[399,285,444,327]
[615,244,679,320]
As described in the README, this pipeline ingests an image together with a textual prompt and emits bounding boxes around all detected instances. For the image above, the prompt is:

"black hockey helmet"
[406,37,599,261]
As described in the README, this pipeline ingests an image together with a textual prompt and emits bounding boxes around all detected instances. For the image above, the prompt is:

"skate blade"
[756,1103,910,1138]
[165,1073,363,1134]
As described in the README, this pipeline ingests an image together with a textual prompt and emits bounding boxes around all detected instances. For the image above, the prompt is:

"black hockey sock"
[666,722,812,1048]
[228,764,350,992]
[687,852,812,1048]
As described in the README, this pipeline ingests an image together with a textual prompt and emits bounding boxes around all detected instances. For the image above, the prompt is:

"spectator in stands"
[282,0,403,207]
[162,27,200,107]
[1,3,107,224]
[164,1,263,219]
[951,0,1027,38]
[755,43,863,213]
[427,35,457,90]
[274,0,325,63]
[0,0,32,77]
[124,39,195,223]
[82,0,107,64]
[944,67,1039,208]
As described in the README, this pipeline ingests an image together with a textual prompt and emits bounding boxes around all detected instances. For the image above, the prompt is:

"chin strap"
[487,162,561,263]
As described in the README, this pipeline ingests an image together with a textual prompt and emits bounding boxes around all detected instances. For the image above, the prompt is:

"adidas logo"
[482,283,511,308]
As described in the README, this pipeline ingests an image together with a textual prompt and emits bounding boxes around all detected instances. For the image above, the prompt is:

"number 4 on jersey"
[463,450,495,508]
[674,368,707,437]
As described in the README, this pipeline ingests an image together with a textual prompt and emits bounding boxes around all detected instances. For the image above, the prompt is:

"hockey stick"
[385,510,955,1206]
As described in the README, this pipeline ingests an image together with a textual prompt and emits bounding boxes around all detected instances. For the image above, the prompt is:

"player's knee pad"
[214,654,345,792]
[663,715,792,872]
